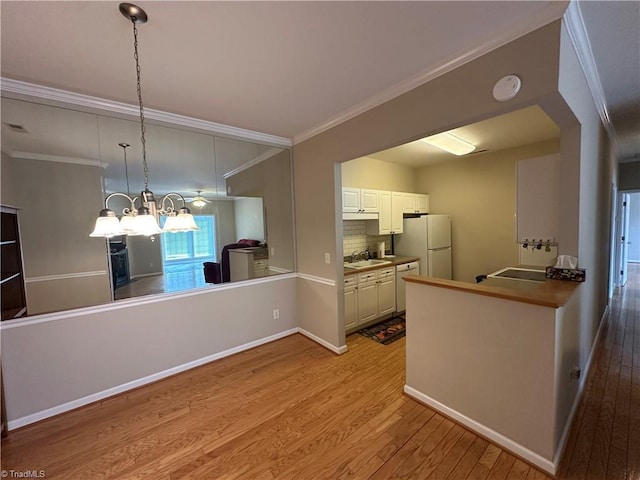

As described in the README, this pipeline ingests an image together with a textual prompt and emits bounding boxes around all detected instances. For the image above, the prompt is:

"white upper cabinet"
[366,191,403,235]
[391,192,404,232]
[401,192,429,214]
[360,189,379,212]
[516,154,560,242]
[342,187,379,214]
[342,187,361,213]
[415,194,429,213]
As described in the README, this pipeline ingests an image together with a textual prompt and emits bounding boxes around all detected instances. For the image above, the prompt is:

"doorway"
[616,191,640,287]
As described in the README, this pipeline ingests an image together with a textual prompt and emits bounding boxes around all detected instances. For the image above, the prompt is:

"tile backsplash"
[343,220,392,260]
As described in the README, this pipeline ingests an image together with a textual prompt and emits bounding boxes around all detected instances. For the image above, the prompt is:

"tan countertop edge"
[403,275,580,308]
[344,256,420,275]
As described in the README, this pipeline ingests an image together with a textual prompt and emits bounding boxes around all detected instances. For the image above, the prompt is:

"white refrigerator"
[395,215,452,279]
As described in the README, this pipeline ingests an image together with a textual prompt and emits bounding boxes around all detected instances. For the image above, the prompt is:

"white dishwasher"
[395,261,419,313]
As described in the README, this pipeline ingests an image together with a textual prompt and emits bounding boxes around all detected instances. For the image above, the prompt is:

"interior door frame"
[616,192,631,287]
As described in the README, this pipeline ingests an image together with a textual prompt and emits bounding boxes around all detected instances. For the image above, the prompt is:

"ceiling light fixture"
[191,191,209,208]
[90,3,198,238]
[420,132,476,156]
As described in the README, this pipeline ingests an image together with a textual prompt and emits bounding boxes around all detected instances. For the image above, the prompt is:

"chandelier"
[90,3,197,238]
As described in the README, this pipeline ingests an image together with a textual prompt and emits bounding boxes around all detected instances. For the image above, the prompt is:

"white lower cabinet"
[344,276,358,331]
[357,271,379,324]
[344,267,396,331]
[377,268,396,316]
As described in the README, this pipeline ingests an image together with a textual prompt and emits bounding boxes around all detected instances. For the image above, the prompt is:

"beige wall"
[404,277,583,473]
[417,140,560,282]
[1,155,111,314]
[128,235,163,278]
[619,161,640,191]
[405,281,557,465]
[234,197,265,242]
[294,22,563,347]
[226,150,295,271]
[294,19,617,468]
[1,275,297,425]
[552,22,616,452]
[341,156,419,192]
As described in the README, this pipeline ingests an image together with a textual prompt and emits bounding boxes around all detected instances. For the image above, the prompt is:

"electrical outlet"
[270,247,275,256]
[324,253,331,264]
[273,309,280,319]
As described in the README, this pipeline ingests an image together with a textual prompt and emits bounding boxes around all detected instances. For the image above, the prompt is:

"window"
[160,215,216,264]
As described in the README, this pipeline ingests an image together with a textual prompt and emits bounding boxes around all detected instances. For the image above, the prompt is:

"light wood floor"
[1,265,638,479]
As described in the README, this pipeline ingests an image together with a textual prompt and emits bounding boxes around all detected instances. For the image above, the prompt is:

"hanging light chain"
[131,20,149,191]
[119,143,131,196]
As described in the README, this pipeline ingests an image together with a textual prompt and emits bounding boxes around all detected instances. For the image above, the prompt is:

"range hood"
[343,212,379,220]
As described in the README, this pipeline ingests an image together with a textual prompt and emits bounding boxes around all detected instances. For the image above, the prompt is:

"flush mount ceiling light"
[90,3,198,238]
[420,132,476,156]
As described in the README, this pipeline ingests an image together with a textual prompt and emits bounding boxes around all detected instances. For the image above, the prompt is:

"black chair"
[203,262,221,284]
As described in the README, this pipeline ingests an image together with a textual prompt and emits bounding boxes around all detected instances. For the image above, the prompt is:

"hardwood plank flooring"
[1,264,638,479]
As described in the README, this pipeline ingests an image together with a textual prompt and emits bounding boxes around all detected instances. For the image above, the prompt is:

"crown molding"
[562,1,620,153]
[9,151,106,168]
[293,4,568,145]
[222,147,283,179]
[0,78,292,148]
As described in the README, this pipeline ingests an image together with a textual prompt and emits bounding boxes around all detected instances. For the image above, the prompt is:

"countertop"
[404,274,580,308]
[344,255,419,275]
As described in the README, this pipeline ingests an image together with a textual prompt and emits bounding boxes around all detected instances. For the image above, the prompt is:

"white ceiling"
[0,1,637,161]
[368,106,560,167]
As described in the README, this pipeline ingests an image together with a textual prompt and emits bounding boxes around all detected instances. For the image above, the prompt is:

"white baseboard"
[298,328,348,355]
[8,328,298,430]
[403,385,556,475]
[552,304,611,467]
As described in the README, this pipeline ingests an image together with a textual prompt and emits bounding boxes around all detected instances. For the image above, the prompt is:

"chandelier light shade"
[90,3,198,238]
[163,210,199,233]
[89,210,123,238]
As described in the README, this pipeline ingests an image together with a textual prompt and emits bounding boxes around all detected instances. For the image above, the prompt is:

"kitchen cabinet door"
[391,192,404,233]
[342,187,361,213]
[357,281,378,324]
[415,194,429,213]
[401,193,417,213]
[366,191,402,235]
[344,284,358,330]
[378,276,396,316]
[378,191,392,234]
[516,154,559,242]
[360,189,379,212]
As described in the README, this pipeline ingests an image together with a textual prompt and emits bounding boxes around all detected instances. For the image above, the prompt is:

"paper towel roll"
[377,242,385,259]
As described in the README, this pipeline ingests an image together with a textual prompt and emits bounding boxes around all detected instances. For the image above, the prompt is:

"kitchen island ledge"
[404,274,579,308]
[403,272,584,475]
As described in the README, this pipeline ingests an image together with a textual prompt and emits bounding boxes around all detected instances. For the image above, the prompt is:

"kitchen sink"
[488,267,547,282]
[344,259,392,269]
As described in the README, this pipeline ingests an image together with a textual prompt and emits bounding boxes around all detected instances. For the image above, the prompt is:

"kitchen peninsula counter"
[403,271,583,475]
[404,274,579,308]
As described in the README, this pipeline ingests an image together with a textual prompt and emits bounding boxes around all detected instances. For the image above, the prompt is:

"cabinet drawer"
[253,259,268,267]
[378,267,395,278]
[358,271,377,283]
[344,275,357,287]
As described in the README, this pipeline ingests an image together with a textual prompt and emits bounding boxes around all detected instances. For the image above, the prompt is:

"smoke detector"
[493,75,522,102]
